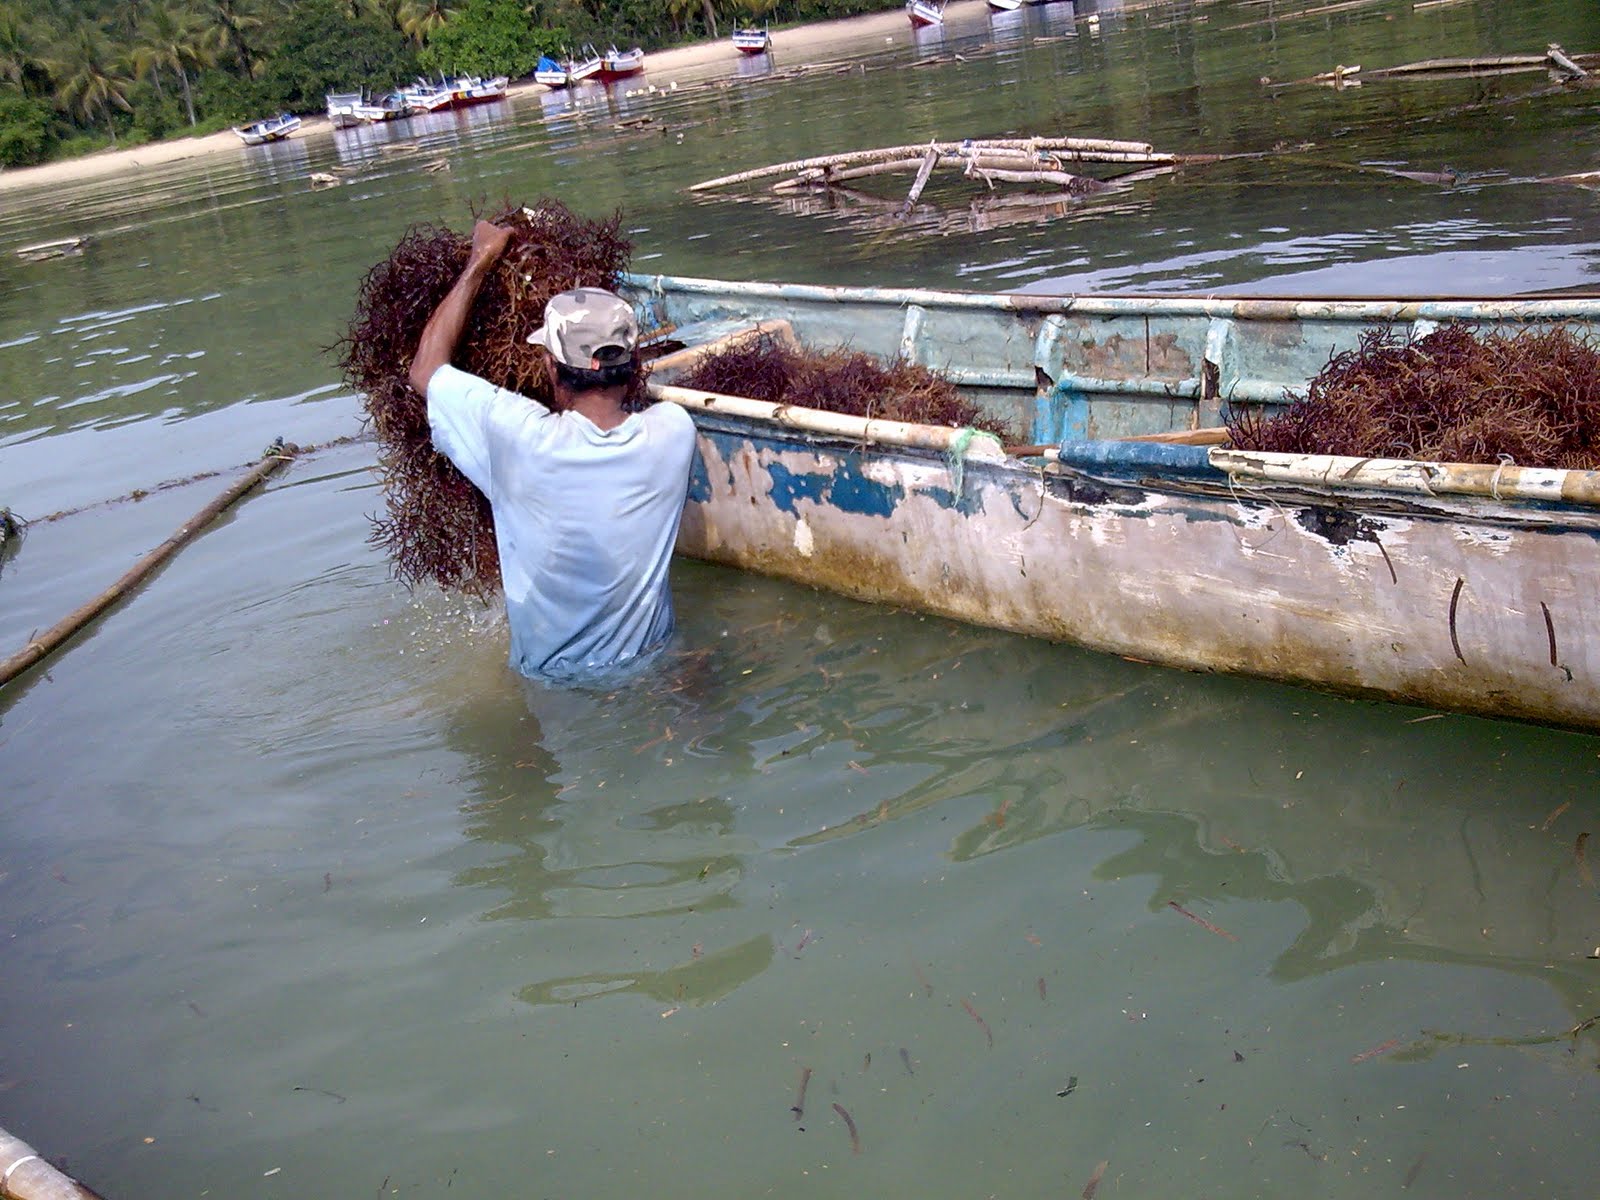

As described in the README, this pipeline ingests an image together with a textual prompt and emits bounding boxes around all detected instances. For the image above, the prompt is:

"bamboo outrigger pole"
[0,445,294,690]
[0,1126,107,1200]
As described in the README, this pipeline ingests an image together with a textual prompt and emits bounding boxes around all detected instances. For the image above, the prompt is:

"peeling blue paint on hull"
[676,413,1600,733]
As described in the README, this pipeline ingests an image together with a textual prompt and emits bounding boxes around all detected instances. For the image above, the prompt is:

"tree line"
[0,0,898,168]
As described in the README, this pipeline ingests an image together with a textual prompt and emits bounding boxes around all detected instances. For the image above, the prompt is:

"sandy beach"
[0,5,975,198]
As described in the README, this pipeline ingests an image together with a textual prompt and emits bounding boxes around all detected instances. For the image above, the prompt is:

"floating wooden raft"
[690,136,1225,200]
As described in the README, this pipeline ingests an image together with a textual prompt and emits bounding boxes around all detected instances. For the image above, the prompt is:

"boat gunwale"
[623,271,1600,322]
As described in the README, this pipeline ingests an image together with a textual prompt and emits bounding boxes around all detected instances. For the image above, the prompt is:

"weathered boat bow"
[625,272,1600,731]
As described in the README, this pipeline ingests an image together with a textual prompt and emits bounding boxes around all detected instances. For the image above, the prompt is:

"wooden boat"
[403,76,507,114]
[572,47,605,84]
[353,92,410,122]
[621,271,1600,732]
[732,26,772,55]
[535,55,570,87]
[455,75,509,105]
[597,45,645,81]
[325,90,364,128]
[233,112,301,145]
[907,0,946,27]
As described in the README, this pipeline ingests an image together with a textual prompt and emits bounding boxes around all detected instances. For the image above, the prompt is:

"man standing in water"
[408,220,697,679]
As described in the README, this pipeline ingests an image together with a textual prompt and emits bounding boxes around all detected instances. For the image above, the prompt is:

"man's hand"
[470,221,513,265]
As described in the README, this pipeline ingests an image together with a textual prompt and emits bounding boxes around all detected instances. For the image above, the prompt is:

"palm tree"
[134,2,213,126]
[398,0,456,47]
[47,24,134,144]
[0,4,44,93]
[197,0,262,78]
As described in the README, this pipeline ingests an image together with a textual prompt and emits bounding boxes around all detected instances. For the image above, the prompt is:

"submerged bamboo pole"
[0,447,294,690]
[689,136,1159,191]
[0,1126,107,1200]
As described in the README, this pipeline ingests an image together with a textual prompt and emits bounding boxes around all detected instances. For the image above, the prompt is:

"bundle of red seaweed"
[1226,324,1600,470]
[338,200,638,596]
[674,332,1016,440]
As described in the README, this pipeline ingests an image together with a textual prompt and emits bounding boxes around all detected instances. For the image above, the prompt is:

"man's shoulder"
[644,399,695,437]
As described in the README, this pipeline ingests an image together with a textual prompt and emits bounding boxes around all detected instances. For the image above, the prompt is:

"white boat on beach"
[353,92,410,122]
[535,55,569,87]
[732,27,773,55]
[907,0,947,27]
[561,47,604,86]
[233,113,301,145]
[598,45,646,81]
[325,91,363,128]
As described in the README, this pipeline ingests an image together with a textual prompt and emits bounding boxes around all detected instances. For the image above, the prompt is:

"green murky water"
[3,2,1600,1196]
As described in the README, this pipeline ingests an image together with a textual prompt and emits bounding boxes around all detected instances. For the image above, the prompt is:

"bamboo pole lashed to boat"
[650,382,1009,457]
[0,1126,108,1200]
[0,446,294,690]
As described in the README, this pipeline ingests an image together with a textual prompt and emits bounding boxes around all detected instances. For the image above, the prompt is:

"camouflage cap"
[527,288,639,369]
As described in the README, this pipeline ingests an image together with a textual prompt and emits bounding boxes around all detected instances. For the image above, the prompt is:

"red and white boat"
[731,26,772,55]
[596,45,645,81]
[403,76,508,114]
[906,0,946,27]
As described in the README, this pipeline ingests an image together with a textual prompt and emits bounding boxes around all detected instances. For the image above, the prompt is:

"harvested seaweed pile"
[339,200,637,596]
[674,332,1016,441]
[1226,324,1600,470]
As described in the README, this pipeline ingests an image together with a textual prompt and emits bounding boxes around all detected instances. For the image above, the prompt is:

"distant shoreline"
[0,4,975,200]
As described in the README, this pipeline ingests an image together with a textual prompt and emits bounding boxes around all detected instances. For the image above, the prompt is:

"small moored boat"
[354,92,410,122]
[597,45,645,80]
[732,26,772,55]
[987,0,1024,10]
[325,91,363,128]
[535,55,569,87]
[907,0,946,27]
[566,47,604,85]
[403,76,508,113]
[233,112,301,145]
[623,270,1600,732]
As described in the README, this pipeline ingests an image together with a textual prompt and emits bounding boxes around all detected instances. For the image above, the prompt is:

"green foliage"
[255,0,419,111]
[0,89,54,165]
[128,77,185,140]
[418,0,561,78]
[190,64,272,122]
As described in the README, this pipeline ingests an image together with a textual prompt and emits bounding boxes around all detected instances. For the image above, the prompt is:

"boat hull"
[732,30,771,54]
[597,48,645,81]
[625,272,1600,730]
[234,114,301,145]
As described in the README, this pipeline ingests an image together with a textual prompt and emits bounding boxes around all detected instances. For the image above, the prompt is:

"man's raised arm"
[407,220,514,396]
